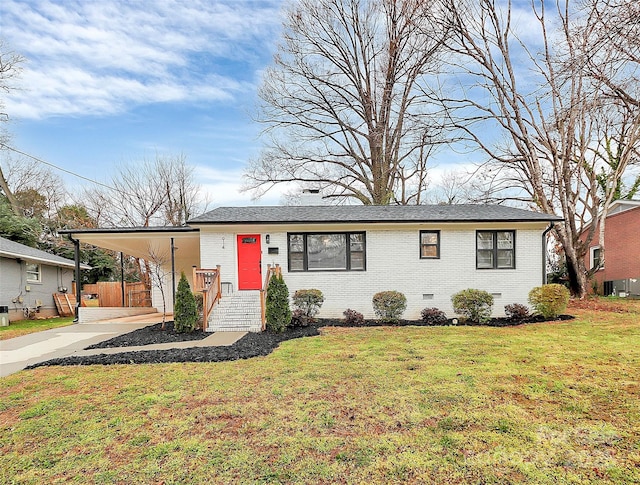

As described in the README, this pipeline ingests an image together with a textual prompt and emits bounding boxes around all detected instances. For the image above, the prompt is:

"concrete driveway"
[0,317,159,378]
[1,314,246,378]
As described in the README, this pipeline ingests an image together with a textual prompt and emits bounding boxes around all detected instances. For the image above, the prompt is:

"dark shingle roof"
[0,236,90,269]
[188,204,562,225]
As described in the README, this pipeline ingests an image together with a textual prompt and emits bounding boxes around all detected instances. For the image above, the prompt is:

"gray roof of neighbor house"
[188,204,562,225]
[0,236,91,270]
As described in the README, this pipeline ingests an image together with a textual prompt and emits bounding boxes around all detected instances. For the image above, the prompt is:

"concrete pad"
[0,321,154,378]
[1,322,247,378]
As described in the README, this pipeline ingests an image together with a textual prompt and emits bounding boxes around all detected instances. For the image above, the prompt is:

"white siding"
[197,222,546,320]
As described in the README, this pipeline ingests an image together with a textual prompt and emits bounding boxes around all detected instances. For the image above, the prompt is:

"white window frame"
[590,246,603,270]
[26,262,42,283]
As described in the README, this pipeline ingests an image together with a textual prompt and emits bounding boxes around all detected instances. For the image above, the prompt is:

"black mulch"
[85,321,210,349]
[28,315,573,369]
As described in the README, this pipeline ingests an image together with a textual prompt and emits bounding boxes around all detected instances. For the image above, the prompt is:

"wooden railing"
[260,264,282,331]
[192,265,221,331]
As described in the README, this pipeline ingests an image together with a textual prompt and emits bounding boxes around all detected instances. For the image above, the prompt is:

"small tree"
[147,246,170,330]
[451,289,494,323]
[174,272,198,333]
[265,274,292,332]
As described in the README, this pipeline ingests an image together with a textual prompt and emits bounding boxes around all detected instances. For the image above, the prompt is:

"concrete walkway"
[0,318,246,378]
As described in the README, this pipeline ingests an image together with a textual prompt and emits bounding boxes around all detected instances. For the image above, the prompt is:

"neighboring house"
[581,199,640,297]
[0,236,90,322]
[62,204,560,331]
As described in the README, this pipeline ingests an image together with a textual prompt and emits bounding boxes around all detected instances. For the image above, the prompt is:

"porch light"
[265,234,270,244]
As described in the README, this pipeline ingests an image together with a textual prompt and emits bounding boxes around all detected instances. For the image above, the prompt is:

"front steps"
[207,290,262,332]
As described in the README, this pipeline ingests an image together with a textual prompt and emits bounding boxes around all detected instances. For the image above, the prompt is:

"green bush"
[451,289,494,323]
[372,291,407,323]
[174,272,198,333]
[292,289,324,324]
[528,284,570,318]
[265,274,292,332]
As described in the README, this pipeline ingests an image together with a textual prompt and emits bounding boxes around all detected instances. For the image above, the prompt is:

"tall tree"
[443,0,640,297]
[245,0,452,205]
[0,41,25,214]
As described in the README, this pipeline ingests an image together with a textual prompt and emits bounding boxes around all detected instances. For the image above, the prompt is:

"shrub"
[504,303,530,321]
[528,284,570,318]
[174,272,198,333]
[193,292,204,324]
[451,289,494,323]
[372,291,407,323]
[290,309,309,327]
[420,307,448,326]
[292,289,324,323]
[265,273,292,332]
[343,308,364,326]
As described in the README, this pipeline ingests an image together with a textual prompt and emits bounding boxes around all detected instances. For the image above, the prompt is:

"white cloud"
[2,0,282,119]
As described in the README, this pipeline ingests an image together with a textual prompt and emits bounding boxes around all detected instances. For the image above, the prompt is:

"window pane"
[421,232,438,245]
[26,263,40,281]
[477,250,494,268]
[307,234,347,270]
[350,233,364,252]
[497,231,513,249]
[289,253,304,271]
[421,245,438,258]
[497,249,514,268]
[350,251,365,270]
[289,234,304,253]
[477,232,493,249]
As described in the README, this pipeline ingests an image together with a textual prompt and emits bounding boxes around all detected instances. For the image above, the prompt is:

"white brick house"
[63,205,560,330]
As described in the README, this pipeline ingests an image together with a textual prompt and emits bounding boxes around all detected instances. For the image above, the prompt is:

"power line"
[0,143,120,192]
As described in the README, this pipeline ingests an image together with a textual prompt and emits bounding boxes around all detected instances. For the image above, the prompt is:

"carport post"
[120,252,125,307]
[171,237,176,306]
[71,235,81,323]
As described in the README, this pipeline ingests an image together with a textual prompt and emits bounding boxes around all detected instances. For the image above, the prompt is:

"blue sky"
[1,0,285,205]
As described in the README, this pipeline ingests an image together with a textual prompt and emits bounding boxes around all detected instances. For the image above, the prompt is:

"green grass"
[0,316,74,340]
[0,303,638,484]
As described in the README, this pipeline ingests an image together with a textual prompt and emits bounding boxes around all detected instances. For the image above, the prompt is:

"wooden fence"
[78,282,152,307]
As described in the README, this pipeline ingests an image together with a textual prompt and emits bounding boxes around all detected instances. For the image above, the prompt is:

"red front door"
[237,234,262,290]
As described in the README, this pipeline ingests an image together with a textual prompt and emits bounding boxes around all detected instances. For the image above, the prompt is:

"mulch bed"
[28,315,573,369]
[85,321,210,349]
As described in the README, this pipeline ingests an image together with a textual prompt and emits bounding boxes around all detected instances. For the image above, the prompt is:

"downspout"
[69,234,81,323]
[120,252,125,307]
[170,237,176,307]
[542,223,554,285]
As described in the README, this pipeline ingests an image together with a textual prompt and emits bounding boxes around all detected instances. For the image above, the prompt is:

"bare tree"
[147,245,170,330]
[245,0,453,205]
[83,154,204,228]
[443,0,640,297]
[0,41,25,214]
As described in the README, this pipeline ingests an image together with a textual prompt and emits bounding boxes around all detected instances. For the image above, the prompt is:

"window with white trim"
[288,232,366,271]
[590,246,602,270]
[476,231,515,269]
[26,263,41,282]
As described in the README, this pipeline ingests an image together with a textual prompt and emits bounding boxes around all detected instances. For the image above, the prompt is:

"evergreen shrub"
[451,289,494,323]
[372,291,407,323]
[265,274,292,332]
[174,272,198,333]
[528,284,570,318]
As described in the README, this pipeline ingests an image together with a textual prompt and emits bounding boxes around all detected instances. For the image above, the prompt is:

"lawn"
[1,301,638,484]
[0,316,74,341]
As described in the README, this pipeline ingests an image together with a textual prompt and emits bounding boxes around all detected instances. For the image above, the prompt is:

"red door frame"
[237,234,262,290]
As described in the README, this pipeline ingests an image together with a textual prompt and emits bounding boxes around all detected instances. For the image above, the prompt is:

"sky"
[1,0,286,206]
